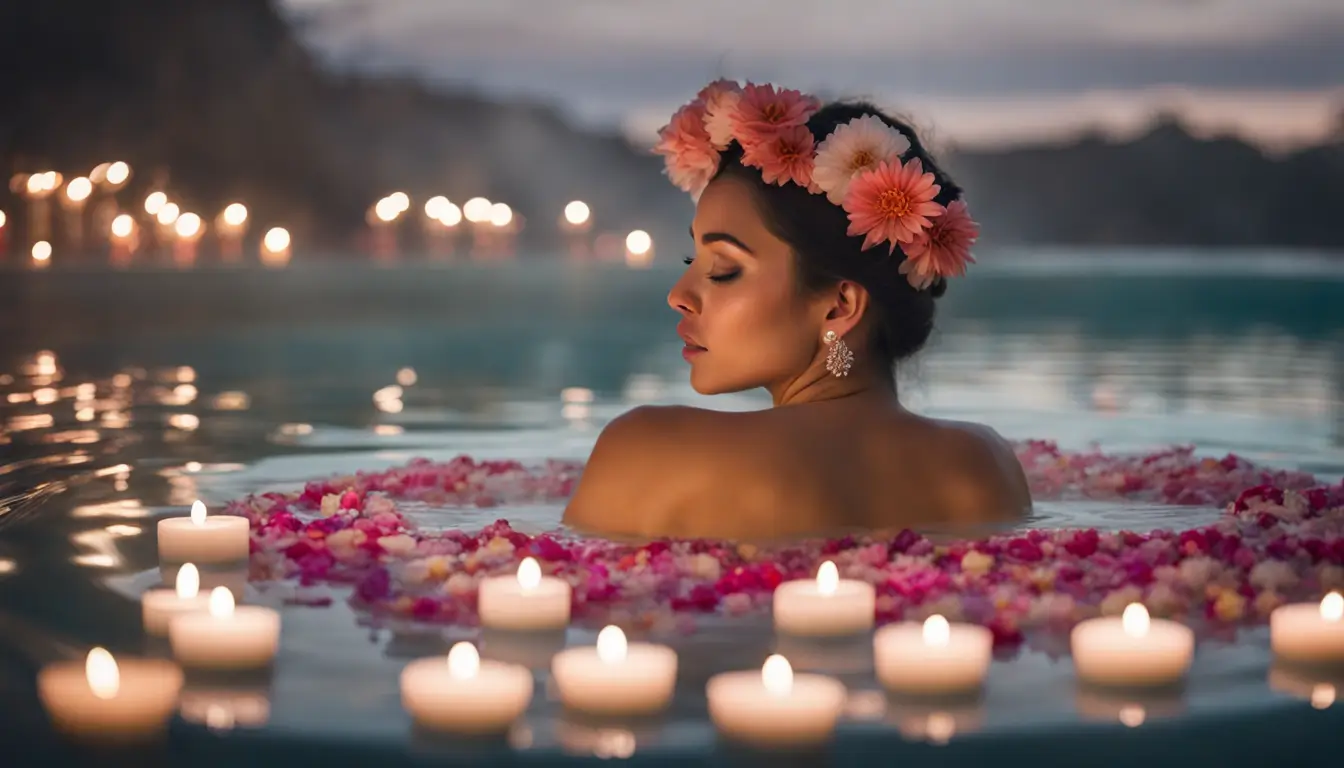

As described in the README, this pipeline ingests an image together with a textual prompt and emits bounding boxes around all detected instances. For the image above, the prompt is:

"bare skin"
[562,176,1031,541]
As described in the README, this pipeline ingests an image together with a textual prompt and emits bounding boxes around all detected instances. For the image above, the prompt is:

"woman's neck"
[768,366,897,408]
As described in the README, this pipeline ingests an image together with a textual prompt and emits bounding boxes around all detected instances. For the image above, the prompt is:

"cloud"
[285,0,1344,145]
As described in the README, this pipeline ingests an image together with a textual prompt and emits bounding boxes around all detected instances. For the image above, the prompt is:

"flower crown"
[653,80,979,291]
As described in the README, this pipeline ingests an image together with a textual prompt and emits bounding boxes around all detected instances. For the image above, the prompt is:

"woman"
[563,81,1030,541]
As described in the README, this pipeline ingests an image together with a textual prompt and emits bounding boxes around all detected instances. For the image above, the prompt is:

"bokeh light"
[111,214,135,239]
[175,212,202,239]
[424,196,450,220]
[263,227,291,253]
[156,202,180,226]
[65,177,93,203]
[144,192,168,215]
[463,197,492,223]
[564,200,591,226]
[625,229,652,255]
[222,203,248,227]
[106,162,130,185]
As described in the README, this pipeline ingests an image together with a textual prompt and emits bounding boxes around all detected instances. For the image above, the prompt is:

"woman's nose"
[667,274,697,315]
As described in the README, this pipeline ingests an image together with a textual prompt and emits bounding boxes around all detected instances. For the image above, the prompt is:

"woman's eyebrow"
[689,226,755,255]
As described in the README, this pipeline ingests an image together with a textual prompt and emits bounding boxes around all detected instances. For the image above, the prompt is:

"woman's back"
[562,399,1030,541]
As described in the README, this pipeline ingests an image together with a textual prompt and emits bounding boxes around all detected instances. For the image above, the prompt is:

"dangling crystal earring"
[823,330,853,378]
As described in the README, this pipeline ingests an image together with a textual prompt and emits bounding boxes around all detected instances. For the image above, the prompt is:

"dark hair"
[711,101,963,379]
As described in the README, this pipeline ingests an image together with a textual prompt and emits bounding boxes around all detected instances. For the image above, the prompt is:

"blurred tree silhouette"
[1,0,1341,252]
[0,0,684,253]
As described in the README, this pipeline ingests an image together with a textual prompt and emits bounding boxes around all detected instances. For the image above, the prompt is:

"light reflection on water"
[0,296,1342,537]
[0,326,1340,543]
[1,264,1344,755]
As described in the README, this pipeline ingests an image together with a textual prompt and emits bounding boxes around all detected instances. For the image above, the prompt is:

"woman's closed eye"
[682,255,741,284]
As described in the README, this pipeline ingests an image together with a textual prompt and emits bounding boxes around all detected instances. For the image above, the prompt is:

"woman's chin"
[689,366,749,396]
[688,366,722,396]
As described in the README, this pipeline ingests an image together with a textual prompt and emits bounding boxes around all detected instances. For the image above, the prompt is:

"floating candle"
[706,654,847,747]
[401,642,533,734]
[1070,603,1194,687]
[1270,592,1344,666]
[478,557,572,631]
[142,562,210,636]
[157,500,249,564]
[169,587,280,670]
[551,625,678,716]
[773,560,876,637]
[37,648,183,741]
[874,614,993,695]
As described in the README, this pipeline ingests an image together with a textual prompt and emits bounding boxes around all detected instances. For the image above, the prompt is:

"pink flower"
[842,157,944,253]
[698,79,742,150]
[741,125,816,188]
[653,100,720,196]
[812,115,910,204]
[899,199,979,289]
[729,82,820,145]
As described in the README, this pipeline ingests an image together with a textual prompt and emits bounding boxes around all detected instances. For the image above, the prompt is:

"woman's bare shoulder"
[920,418,1032,521]
[560,405,764,537]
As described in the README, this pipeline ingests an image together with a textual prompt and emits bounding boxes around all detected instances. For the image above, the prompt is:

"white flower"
[811,114,911,204]
[703,89,741,150]
[319,493,341,517]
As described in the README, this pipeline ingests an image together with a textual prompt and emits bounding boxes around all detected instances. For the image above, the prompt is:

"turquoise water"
[2,254,1343,763]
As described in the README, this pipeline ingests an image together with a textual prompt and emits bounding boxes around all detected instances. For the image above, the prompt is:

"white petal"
[703,91,741,149]
[812,115,911,204]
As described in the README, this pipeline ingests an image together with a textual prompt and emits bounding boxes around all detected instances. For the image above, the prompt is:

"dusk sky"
[282,0,1344,150]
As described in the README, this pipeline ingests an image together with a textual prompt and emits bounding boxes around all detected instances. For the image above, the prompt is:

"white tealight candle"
[1270,592,1344,665]
[773,560,876,637]
[874,614,993,695]
[401,642,534,734]
[1071,603,1194,687]
[157,500,249,564]
[478,557,572,631]
[169,587,280,670]
[706,654,847,747]
[37,648,183,740]
[142,562,210,636]
[552,625,678,716]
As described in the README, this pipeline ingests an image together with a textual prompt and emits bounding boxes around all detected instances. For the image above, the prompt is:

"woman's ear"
[822,279,870,339]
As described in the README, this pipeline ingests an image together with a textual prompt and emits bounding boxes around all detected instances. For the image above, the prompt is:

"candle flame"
[762,654,793,697]
[190,500,207,526]
[517,557,541,591]
[447,642,479,681]
[1321,592,1343,622]
[1121,603,1150,638]
[816,560,839,596]
[86,647,119,700]
[597,625,628,664]
[208,587,235,618]
[176,562,200,599]
[922,614,951,647]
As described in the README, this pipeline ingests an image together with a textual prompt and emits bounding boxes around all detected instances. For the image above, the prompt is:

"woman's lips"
[681,344,706,361]
[676,321,706,358]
